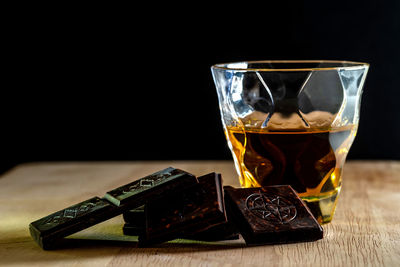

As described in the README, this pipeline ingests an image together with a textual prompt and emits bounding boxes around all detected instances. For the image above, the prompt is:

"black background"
[2,1,400,174]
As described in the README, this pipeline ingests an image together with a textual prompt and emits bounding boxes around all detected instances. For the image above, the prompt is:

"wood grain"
[0,161,399,266]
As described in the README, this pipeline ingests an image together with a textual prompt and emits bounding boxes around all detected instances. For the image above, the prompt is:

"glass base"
[301,189,340,224]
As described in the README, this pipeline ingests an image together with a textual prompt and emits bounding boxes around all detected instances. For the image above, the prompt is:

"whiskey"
[225,125,357,223]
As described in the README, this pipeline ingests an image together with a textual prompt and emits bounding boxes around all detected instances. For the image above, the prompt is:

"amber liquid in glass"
[225,125,357,223]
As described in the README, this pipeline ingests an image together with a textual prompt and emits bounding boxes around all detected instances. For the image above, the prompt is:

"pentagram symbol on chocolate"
[245,191,297,223]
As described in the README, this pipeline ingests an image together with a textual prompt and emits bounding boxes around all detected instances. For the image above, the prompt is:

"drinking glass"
[211,60,369,223]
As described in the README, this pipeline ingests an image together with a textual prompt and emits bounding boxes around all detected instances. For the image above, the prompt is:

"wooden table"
[0,161,399,266]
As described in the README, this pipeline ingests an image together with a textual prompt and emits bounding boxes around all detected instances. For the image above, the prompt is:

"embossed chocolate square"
[104,167,197,206]
[224,185,323,245]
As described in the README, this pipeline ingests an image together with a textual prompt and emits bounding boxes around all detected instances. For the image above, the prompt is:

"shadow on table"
[54,237,246,251]
[0,237,246,265]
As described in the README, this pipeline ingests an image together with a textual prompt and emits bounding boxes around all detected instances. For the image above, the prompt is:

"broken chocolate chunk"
[139,172,227,246]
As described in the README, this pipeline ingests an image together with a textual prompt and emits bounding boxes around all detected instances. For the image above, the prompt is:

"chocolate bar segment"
[122,206,145,236]
[29,197,119,250]
[139,173,227,246]
[30,167,197,249]
[104,167,197,207]
[224,185,323,245]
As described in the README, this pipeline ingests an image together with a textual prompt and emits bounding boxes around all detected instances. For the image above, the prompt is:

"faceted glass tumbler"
[211,60,369,223]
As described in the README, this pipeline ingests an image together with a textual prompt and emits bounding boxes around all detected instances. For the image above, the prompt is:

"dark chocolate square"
[224,185,323,245]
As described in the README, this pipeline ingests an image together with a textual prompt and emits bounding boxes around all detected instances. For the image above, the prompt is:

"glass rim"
[211,60,369,72]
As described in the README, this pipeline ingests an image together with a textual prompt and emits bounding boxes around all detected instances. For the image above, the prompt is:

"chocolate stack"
[29,167,323,250]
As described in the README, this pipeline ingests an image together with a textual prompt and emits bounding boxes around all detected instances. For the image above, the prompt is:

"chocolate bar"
[30,167,197,249]
[224,185,323,245]
[139,172,227,246]
[104,167,197,206]
[29,197,119,250]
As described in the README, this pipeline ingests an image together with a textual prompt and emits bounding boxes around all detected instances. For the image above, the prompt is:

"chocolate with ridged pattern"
[104,167,197,207]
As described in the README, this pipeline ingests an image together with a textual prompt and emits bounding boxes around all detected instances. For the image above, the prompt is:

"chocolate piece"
[122,206,145,236]
[123,223,144,236]
[104,167,197,207]
[122,206,145,226]
[224,185,323,245]
[139,172,227,246]
[29,197,119,250]
[30,167,197,249]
